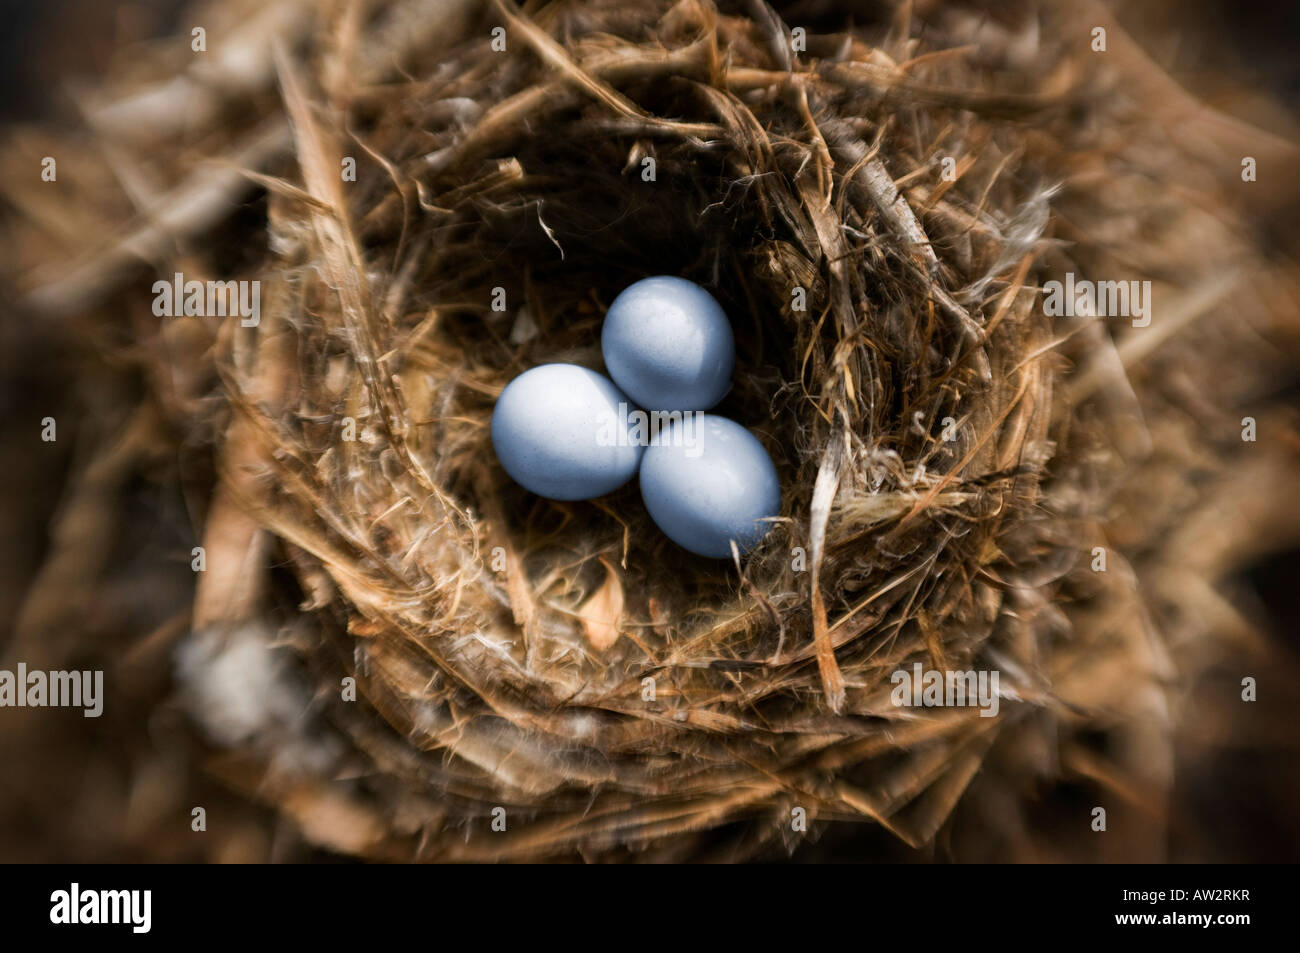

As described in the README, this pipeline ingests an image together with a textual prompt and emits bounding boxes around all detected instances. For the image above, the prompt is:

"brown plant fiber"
[5,0,1300,861]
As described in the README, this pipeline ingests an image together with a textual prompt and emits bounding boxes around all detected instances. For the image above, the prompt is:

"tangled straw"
[6,0,1298,861]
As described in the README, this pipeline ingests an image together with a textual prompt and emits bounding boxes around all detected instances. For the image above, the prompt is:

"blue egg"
[491,364,644,500]
[601,276,734,413]
[639,414,781,558]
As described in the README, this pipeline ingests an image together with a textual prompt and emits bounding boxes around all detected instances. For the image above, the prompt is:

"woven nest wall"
[4,0,1300,862]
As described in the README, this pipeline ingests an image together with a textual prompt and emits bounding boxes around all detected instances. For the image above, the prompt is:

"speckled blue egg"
[491,363,644,501]
[640,414,781,558]
[601,276,734,413]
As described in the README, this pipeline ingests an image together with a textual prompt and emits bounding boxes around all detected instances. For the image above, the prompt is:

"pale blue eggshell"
[491,363,644,500]
[601,276,734,412]
[639,414,781,558]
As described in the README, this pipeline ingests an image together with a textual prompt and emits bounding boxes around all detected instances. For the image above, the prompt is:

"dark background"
[1,0,1296,863]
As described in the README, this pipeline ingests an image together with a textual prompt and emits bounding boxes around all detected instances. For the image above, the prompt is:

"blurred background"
[1,0,1297,862]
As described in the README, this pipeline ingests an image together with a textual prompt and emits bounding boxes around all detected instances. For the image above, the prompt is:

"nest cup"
[223,0,1087,859]
[12,0,1297,862]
